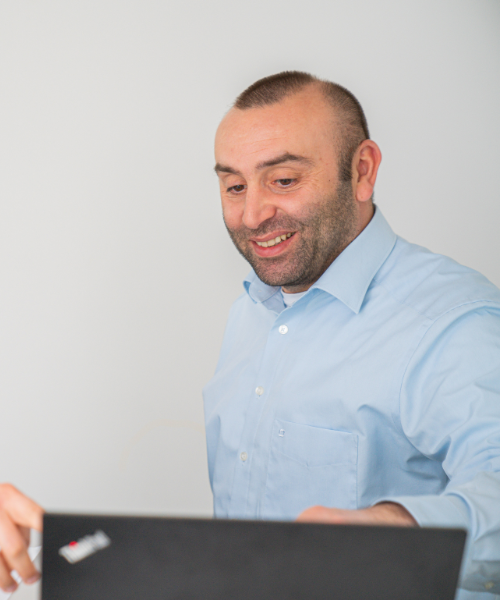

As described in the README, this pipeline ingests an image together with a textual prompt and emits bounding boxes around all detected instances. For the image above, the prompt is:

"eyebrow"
[214,152,313,176]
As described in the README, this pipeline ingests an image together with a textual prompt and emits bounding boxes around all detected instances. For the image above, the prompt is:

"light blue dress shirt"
[203,207,500,598]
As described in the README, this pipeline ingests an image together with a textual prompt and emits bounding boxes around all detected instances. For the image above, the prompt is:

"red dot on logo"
[69,541,78,547]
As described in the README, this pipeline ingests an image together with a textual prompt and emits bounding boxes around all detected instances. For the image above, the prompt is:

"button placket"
[229,311,291,517]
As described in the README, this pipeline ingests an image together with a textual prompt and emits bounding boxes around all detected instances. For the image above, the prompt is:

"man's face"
[214,87,361,292]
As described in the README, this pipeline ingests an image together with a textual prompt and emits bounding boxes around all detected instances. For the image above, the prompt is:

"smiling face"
[215,85,374,292]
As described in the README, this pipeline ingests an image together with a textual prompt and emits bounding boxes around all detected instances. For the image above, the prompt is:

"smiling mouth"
[255,232,295,248]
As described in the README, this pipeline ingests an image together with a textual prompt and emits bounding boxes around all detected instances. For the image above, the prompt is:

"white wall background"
[0,2,499,590]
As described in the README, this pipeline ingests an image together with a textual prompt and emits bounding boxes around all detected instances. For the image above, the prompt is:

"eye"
[227,184,246,194]
[274,178,296,187]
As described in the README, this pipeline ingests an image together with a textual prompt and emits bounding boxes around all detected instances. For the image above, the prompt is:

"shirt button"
[484,582,495,591]
[255,386,264,396]
[240,451,248,462]
[278,325,288,334]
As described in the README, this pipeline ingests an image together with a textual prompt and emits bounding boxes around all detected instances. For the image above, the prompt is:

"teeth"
[256,232,294,248]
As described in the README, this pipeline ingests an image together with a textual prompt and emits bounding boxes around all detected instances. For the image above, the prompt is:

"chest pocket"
[261,419,358,520]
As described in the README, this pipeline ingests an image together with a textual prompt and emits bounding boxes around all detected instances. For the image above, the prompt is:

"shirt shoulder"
[373,236,500,321]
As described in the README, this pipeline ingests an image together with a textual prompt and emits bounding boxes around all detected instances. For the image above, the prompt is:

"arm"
[298,304,500,594]
[296,501,417,525]
[382,305,500,593]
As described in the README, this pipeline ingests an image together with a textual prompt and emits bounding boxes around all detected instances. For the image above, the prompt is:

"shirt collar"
[243,206,397,314]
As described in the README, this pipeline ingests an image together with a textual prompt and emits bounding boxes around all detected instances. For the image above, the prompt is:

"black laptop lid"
[42,513,465,600]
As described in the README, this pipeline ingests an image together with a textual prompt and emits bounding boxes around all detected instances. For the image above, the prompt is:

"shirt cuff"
[374,495,487,592]
[375,494,470,530]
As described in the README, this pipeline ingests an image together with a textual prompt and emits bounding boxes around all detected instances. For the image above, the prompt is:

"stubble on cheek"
[224,181,357,289]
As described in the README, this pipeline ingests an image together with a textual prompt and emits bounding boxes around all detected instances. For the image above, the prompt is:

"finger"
[0,484,44,532]
[296,506,351,524]
[297,506,329,522]
[0,552,18,594]
[19,526,30,547]
[0,509,40,585]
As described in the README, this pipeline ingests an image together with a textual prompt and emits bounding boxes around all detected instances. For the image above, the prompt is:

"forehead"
[215,88,338,170]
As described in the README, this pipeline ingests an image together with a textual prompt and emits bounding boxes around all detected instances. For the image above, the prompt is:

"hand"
[0,484,44,593]
[296,502,418,526]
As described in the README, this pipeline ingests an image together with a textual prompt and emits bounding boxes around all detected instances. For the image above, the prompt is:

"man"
[204,72,500,597]
[0,71,499,598]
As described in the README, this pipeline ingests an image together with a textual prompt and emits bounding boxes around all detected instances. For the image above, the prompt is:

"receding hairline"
[229,70,370,182]
[234,75,368,134]
[229,80,330,121]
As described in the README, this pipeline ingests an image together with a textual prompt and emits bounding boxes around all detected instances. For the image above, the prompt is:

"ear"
[352,140,382,203]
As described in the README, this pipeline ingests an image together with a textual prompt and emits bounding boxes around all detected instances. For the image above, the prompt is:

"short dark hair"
[234,71,369,182]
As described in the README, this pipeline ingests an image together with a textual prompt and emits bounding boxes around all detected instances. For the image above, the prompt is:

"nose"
[242,187,278,230]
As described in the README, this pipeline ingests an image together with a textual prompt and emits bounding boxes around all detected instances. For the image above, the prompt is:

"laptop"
[42,513,465,600]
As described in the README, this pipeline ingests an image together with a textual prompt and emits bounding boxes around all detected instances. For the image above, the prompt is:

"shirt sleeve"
[379,303,500,594]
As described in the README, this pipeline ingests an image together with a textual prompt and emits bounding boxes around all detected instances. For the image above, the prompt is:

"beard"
[224,179,358,291]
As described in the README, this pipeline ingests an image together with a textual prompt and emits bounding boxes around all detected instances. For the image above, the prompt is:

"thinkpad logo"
[59,530,111,564]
